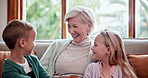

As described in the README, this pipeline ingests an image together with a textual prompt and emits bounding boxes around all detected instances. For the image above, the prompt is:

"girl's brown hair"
[100,30,137,78]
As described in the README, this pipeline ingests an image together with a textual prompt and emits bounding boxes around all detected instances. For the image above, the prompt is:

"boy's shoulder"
[25,54,38,61]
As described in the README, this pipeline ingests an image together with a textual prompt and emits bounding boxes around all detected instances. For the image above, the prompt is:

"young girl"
[83,30,137,78]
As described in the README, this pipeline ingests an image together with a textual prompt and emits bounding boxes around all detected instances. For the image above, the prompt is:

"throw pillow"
[0,51,11,78]
[127,54,148,78]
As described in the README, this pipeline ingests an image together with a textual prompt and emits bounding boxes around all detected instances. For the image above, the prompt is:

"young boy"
[2,20,50,78]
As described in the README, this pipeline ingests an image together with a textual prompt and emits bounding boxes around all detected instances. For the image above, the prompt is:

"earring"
[106,53,109,56]
[106,53,111,56]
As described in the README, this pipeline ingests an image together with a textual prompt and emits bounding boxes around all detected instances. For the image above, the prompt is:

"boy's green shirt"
[2,54,50,78]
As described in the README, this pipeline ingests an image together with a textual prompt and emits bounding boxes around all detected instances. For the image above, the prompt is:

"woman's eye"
[94,44,97,46]
[73,25,78,28]
[68,26,71,28]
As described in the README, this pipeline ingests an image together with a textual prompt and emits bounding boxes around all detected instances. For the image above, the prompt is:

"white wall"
[0,0,7,40]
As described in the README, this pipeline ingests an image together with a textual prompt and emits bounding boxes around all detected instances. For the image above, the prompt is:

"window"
[8,0,148,40]
[67,0,128,38]
[26,0,61,40]
[136,0,148,38]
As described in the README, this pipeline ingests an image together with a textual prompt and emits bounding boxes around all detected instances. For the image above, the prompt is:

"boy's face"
[23,29,36,55]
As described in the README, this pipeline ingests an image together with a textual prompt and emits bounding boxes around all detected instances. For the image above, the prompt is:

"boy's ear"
[19,38,26,48]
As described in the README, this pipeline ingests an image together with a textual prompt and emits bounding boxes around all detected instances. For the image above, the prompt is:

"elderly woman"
[40,6,96,78]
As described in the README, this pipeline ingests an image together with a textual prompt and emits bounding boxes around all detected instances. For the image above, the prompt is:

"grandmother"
[40,6,96,78]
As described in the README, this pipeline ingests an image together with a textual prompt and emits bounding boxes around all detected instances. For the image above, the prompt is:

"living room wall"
[0,0,7,40]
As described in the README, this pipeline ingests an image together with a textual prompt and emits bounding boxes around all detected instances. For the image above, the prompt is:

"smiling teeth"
[72,34,79,37]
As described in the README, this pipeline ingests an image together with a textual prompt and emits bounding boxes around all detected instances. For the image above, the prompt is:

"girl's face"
[91,34,110,61]
[67,16,91,43]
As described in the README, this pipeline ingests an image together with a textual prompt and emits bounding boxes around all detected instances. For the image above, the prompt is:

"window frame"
[129,0,135,38]
[7,0,23,22]
[8,0,137,39]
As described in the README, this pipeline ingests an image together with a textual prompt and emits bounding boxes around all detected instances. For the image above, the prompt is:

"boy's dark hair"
[2,19,36,50]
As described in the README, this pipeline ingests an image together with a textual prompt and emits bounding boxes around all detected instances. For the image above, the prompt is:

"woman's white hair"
[64,6,96,35]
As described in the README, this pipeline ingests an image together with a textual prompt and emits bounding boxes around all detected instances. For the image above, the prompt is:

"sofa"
[0,39,148,78]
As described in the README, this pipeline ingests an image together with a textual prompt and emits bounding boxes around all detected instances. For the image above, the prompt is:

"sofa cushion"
[127,54,148,78]
[0,51,10,78]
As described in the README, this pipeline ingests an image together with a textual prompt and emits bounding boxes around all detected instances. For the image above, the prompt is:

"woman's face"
[67,16,91,43]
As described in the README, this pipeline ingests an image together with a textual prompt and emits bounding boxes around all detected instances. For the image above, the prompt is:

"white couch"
[0,39,148,59]
[1,39,148,78]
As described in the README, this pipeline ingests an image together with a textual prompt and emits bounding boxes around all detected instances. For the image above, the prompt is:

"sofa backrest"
[0,39,148,59]
[123,39,148,54]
